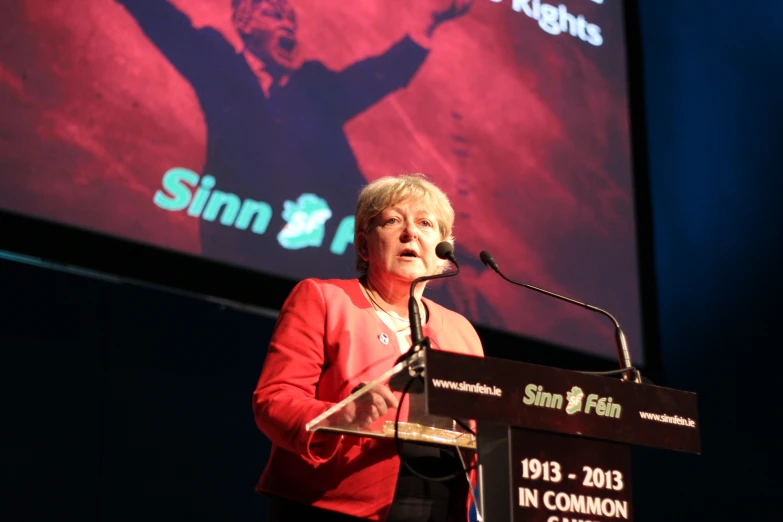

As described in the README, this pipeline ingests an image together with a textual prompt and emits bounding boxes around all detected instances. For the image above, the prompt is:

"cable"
[452,418,477,437]
[453,437,482,522]
[393,372,475,482]
[577,366,642,380]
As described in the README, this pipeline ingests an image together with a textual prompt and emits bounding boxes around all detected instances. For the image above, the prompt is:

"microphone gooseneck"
[479,250,640,383]
[406,241,460,353]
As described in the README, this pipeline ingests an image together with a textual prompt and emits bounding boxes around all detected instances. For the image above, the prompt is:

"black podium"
[307,349,700,521]
[424,349,700,521]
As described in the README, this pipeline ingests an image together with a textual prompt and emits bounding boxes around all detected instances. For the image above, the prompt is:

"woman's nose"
[400,222,418,240]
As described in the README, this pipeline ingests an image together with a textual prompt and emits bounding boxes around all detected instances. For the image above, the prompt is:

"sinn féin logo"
[565,386,584,415]
[277,194,333,249]
[522,383,622,419]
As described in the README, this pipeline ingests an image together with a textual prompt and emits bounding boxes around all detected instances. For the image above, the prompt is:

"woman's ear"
[356,233,369,261]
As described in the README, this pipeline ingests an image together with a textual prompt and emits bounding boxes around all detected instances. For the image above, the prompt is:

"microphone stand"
[397,262,459,362]
[388,243,460,390]
[480,251,641,383]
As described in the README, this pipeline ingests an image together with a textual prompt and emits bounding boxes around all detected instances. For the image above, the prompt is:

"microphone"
[479,250,640,383]
[408,241,460,348]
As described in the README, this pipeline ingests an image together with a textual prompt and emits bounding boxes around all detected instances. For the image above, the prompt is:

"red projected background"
[0,0,641,362]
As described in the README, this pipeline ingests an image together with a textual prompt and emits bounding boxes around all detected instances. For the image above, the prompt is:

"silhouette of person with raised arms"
[116,0,472,279]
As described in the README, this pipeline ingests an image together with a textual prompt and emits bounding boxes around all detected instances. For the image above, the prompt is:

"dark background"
[2,0,782,520]
[630,0,783,519]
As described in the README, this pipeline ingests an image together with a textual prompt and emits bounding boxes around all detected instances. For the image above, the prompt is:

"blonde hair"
[354,174,455,275]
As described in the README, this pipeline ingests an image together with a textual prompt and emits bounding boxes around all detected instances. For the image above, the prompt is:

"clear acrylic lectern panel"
[305,350,476,450]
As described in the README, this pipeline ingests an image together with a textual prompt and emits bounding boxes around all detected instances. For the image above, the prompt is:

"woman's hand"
[338,383,400,429]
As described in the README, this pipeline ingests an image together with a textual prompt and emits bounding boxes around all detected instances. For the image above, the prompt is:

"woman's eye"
[421,220,433,227]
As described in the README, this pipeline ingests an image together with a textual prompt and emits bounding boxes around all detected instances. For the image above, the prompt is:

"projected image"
[0,0,642,362]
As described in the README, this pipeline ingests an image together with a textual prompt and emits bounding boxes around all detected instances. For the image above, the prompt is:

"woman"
[253,174,484,521]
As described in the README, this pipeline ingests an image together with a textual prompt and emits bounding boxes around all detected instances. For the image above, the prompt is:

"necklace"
[363,280,431,330]
[364,284,410,327]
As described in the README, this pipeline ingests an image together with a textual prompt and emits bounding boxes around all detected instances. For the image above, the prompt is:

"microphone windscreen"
[479,250,494,267]
[435,241,454,260]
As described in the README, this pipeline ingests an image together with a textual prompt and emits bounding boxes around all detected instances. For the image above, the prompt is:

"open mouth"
[277,35,296,53]
[399,249,419,258]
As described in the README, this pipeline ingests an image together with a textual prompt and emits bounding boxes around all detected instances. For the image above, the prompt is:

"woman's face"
[358,198,446,286]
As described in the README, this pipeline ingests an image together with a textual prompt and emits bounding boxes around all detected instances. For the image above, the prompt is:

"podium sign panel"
[511,429,632,521]
[423,350,701,453]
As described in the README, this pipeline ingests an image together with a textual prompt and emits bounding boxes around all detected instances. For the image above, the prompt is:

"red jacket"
[253,278,484,520]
